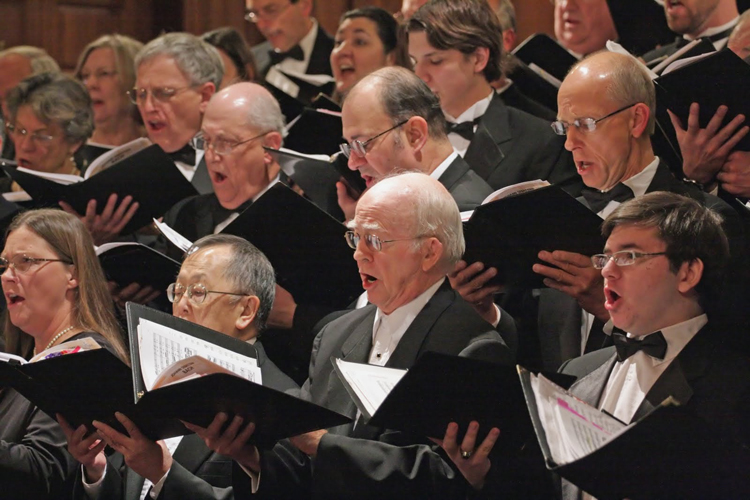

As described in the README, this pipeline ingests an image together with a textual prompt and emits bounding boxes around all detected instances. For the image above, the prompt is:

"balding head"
[557,52,656,191]
[200,82,284,209]
[350,172,463,314]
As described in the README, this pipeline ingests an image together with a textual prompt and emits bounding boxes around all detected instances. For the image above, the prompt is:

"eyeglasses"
[591,250,667,269]
[345,230,426,252]
[5,123,55,146]
[127,86,195,105]
[551,103,637,136]
[0,254,72,274]
[167,282,247,304]
[339,119,409,158]
[192,130,269,156]
[80,69,118,83]
[245,0,295,23]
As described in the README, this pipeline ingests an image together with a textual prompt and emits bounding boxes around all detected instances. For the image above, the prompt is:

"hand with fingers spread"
[182,413,261,472]
[92,412,172,484]
[533,250,607,321]
[57,414,107,483]
[435,421,500,490]
[717,150,750,197]
[669,104,749,186]
[60,193,140,245]
[449,260,503,325]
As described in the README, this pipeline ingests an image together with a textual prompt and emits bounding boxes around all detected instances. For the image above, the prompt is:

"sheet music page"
[335,359,406,417]
[137,318,261,391]
[531,372,625,464]
[153,219,193,252]
[84,137,151,178]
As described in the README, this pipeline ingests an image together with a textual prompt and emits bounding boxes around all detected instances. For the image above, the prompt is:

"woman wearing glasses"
[4,72,93,189]
[0,208,128,498]
[73,34,145,170]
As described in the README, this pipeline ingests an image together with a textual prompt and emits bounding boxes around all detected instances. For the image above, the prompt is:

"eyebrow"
[602,242,642,253]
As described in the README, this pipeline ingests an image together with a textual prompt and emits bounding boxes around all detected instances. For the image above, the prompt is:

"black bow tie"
[581,183,634,213]
[168,143,196,166]
[613,330,668,362]
[446,117,482,141]
[269,45,304,65]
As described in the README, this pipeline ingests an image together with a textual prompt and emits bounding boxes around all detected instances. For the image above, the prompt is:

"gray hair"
[493,0,516,32]
[6,72,93,144]
[383,172,464,272]
[187,234,276,332]
[135,32,224,90]
[0,46,60,74]
[241,86,286,134]
[358,66,447,140]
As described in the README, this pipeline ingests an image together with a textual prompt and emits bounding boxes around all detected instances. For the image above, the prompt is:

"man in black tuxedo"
[407,0,580,194]
[246,0,334,103]
[443,192,750,498]
[65,234,297,500]
[452,51,747,371]
[336,66,494,221]
[186,173,515,500]
[642,0,740,63]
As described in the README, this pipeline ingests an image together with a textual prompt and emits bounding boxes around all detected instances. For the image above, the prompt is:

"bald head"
[207,82,285,133]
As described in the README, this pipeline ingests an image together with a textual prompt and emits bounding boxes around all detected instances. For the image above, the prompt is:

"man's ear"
[631,103,651,139]
[403,116,430,153]
[472,47,490,75]
[677,258,704,295]
[420,237,444,273]
[262,132,283,164]
[235,295,261,332]
[198,82,216,114]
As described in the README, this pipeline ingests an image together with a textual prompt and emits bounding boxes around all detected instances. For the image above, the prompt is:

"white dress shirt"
[265,20,320,98]
[445,92,494,157]
[369,278,445,366]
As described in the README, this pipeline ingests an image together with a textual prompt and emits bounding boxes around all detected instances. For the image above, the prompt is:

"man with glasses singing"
[186,172,514,500]
[453,50,746,371]
[70,234,297,500]
[337,66,494,221]
[160,81,285,248]
[245,0,334,101]
[132,32,224,195]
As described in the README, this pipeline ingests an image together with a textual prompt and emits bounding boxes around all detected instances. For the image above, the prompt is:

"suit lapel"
[568,352,618,407]
[191,157,213,195]
[385,283,453,370]
[463,97,509,181]
[436,156,468,192]
[124,467,146,500]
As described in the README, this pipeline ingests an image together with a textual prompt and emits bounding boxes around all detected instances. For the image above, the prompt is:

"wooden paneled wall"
[0,0,555,71]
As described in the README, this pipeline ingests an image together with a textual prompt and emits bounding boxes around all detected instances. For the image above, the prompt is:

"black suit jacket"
[438,154,494,210]
[463,95,582,196]
[72,342,297,500]
[234,281,515,500]
[499,84,557,121]
[535,160,748,372]
[558,326,750,499]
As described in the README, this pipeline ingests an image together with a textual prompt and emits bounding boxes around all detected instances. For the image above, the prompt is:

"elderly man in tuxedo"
[185,172,515,500]
[453,50,747,371]
[336,66,494,221]
[64,234,297,500]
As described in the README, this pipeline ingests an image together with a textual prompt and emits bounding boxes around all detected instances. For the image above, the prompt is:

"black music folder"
[462,184,603,289]
[512,33,578,82]
[333,352,575,452]
[127,304,350,447]
[519,368,737,499]
[96,242,180,305]
[284,108,343,156]
[655,48,750,151]
[607,0,674,56]
[221,183,362,309]
[0,145,198,234]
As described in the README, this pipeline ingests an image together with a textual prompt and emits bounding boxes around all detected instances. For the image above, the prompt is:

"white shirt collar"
[688,16,739,41]
[493,79,513,95]
[370,278,445,365]
[298,19,319,65]
[430,150,459,181]
[622,156,660,199]
[628,314,707,367]
[445,91,494,124]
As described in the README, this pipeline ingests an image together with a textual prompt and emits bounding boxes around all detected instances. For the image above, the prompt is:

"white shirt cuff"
[148,467,172,498]
[239,463,261,494]
[81,462,107,499]
[490,303,502,328]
